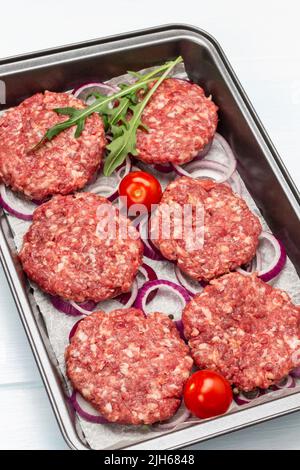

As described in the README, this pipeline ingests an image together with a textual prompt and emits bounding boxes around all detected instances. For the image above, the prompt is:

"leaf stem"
[103,55,183,176]
[33,56,183,173]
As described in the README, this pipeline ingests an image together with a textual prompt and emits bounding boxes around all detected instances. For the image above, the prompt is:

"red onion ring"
[69,320,82,341]
[32,197,50,206]
[153,405,191,432]
[236,251,263,276]
[227,171,242,195]
[173,159,236,183]
[237,232,286,282]
[153,163,174,174]
[291,368,300,379]
[134,279,191,338]
[258,232,287,282]
[117,263,159,303]
[68,300,97,316]
[115,156,131,180]
[73,82,119,104]
[86,184,119,202]
[52,280,138,317]
[275,375,295,389]
[174,265,203,296]
[0,185,34,221]
[70,391,108,424]
[152,140,213,174]
[85,157,131,202]
[116,264,157,305]
[172,133,236,184]
[234,388,261,406]
[115,280,138,309]
[134,279,191,311]
[50,296,95,316]
[138,219,164,261]
[191,139,214,162]
[213,133,237,177]
[138,263,158,283]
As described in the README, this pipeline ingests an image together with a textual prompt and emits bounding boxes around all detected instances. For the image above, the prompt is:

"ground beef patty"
[0,91,105,200]
[19,193,143,302]
[66,308,193,425]
[136,79,218,165]
[151,177,261,281]
[183,273,300,391]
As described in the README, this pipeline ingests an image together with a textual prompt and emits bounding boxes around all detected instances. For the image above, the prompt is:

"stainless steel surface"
[0,24,300,450]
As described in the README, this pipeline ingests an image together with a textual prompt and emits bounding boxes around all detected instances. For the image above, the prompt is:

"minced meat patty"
[136,78,218,165]
[182,272,300,391]
[19,193,143,302]
[66,308,193,424]
[0,91,106,200]
[151,177,261,281]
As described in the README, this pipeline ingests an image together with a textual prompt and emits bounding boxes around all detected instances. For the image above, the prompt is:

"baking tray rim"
[0,23,300,450]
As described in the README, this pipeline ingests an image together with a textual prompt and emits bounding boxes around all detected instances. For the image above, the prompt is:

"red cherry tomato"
[184,370,233,419]
[119,171,162,212]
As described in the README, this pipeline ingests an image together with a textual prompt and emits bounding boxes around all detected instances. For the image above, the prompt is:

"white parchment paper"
[2,64,300,449]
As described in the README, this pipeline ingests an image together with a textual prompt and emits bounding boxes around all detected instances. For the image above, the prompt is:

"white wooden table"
[1,0,300,450]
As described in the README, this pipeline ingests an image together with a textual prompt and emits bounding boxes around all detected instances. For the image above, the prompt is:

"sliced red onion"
[258,232,287,282]
[236,232,286,282]
[52,282,137,317]
[50,296,89,317]
[69,320,82,341]
[70,391,108,424]
[138,219,164,261]
[175,320,185,339]
[255,251,263,272]
[0,185,34,221]
[192,139,213,161]
[153,163,174,174]
[228,171,242,195]
[134,279,191,328]
[32,197,50,206]
[138,263,158,282]
[73,82,118,105]
[174,265,203,296]
[173,159,236,184]
[117,265,157,305]
[291,367,300,379]
[85,183,119,202]
[213,133,237,176]
[173,133,236,184]
[114,280,138,308]
[138,263,159,303]
[236,251,262,277]
[69,300,97,315]
[275,375,295,389]
[86,157,131,202]
[115,156,131,180]
[153,405,191,432]
[234,388,261,405]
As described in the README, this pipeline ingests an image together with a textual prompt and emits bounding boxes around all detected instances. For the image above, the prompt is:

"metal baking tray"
[1,24,300,450]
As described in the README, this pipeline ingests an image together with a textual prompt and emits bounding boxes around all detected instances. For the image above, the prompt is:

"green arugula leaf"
[103,55,182,176]
[32,56,183,172]
[54,107,78,116]
[128,71,143,80]
[106,97,131,126]
[74,118,86,138]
